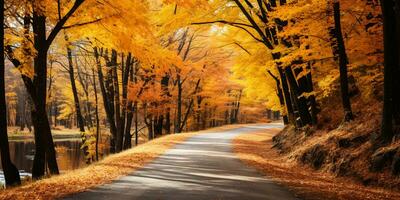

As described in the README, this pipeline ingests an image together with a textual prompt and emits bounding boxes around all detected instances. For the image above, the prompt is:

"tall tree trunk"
[92,68,101,161]
[134,102,139,146]
[94,47,117,153]
[165,110,171,134]
[124,109,133,149]
[293,64,318,126]
[31,14,59,178]
[111,50,123,152]
[154,115,164,137]
[146,113,154,140]
[306,63,318,125]
[52,100,57,128]
[394,1,400,134]
[76,61,93,128]
[278,67,295,125]
[332,2,353,122]
[233,90,242,123]
[380,0,397,141]
[284,66,312,126]
[175,76,182,133]
[268,70,288,124]
[0,2,21,185]
[66,43,90,162]
[123,54,133,150]
[66,47,84,130]
[180,79,200,131]
[161,75,171,134]
[25,97,33,132]
[196,96,203,130]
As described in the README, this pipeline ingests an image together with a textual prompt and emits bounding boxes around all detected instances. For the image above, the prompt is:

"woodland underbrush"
[273,85,400,191]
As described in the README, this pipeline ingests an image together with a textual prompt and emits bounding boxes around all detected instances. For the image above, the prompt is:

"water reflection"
[0,136,110,184]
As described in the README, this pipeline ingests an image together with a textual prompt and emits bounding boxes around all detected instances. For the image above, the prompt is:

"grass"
[233,129,400,200]
[0,124,243,200]
[7,126,84,141]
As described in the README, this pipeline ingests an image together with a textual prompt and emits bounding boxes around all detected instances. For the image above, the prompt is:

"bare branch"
[62,18,102,30]
[46,0,85,50]
[192,20,264,43]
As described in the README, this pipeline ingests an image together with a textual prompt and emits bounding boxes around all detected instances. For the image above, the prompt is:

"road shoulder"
[233,130,400,200]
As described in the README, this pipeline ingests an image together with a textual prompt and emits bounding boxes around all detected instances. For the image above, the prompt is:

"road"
[64,123,299,200]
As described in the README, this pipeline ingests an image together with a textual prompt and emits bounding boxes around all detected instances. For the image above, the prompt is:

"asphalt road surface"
[64,123,299,200]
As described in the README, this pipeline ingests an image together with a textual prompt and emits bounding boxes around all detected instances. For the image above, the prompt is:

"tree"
[329,1,353,122]
[380,0,400,141]
[5,0,85,178]
[0,0,21,186]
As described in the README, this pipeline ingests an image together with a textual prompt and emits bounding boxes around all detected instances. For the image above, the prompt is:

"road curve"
[63,123,299,200]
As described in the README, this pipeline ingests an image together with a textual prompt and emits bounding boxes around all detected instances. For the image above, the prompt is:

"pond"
[0,137,110,185]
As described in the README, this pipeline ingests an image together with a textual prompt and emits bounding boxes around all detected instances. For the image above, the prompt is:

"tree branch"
[192,20,254,28]
[234,42,252,55]
[192,20,264,43]
[4,46,37,105]
[267,70,279,83]
[62,18,102,30]
[46,0,85,50]
[233,0,274,49]
[180,79,201,131]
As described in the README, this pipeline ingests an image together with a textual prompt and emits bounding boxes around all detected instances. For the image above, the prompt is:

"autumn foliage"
[1,0,399,196]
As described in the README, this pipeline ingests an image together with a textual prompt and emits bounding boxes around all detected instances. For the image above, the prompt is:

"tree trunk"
[306,63,318,125]
[284,66,312,126]
[92,68,101,161]
[175,76,182,133]
[165,110,171,134]
[76,61,93,128]
[111,50,123,152]
[31,14,59,178]
[278,67,295,125]
[94,47,117,153]
[394,1,400,133]
[66,43,91,162]
[146,114,154,140]
[154,115,164,137]
[180,79,201,131]
[332,2,353,122]
[66,51,82,125]
[196,96,203,130]
[123,54,134,150]
[293,64,318,126]
[0,2,21,185]
[134,103,139,146]
[380,0,397,141]
[234,90,242,123]
[268,70,288,124]
[25,98,33,132]
[161,75,171,134]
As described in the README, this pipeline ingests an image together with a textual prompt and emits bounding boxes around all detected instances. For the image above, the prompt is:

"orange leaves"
[161,0,209,9]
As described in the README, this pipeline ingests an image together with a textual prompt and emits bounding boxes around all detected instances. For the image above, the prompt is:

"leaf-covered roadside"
[233,130,400,200]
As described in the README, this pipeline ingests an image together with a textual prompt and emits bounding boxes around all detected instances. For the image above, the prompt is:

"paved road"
[64,123,299,200]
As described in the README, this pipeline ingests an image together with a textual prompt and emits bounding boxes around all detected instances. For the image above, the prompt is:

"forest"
[0,0,399,200]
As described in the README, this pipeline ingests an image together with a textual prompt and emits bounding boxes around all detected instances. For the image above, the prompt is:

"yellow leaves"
[318,73,338,98]
[127,81,144,102]
[299,91,317,99]
[55,0,155,57]
[13,50,35,79]
[81,129,97,160]
[162,0,209,9]
[4,27,36,79]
